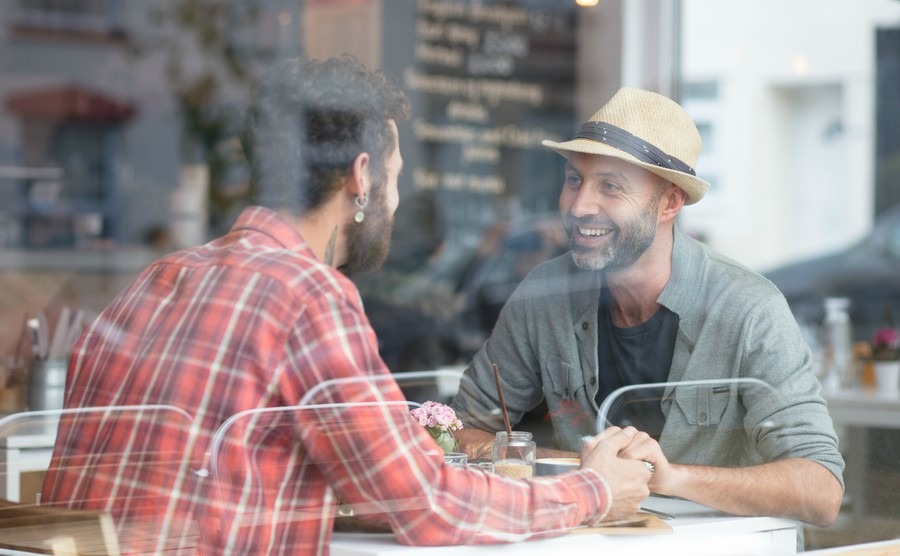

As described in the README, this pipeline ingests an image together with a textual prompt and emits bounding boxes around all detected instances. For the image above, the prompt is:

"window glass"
[2,1,899,552]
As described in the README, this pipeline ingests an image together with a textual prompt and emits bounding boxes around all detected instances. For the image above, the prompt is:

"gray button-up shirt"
[452,227,844,488]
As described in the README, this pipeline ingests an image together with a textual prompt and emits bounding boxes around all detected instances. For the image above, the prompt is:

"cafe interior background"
[1,0,900,550]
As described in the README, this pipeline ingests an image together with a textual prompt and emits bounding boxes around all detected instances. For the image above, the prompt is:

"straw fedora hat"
[542,87,709,205]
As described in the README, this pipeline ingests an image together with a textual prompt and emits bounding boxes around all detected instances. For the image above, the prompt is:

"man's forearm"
[660,458,842,528]
[455,427,495,460]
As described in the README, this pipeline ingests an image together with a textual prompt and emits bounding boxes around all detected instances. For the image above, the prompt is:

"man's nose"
[569,184,602,219]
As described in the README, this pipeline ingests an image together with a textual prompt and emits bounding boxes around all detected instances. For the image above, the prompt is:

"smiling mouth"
[577,226,614,238]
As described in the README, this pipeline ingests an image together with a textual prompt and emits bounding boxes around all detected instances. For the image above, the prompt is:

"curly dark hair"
[244,55,410,213]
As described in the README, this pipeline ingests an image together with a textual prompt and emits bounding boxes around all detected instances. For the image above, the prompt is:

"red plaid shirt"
[42,206,611,555]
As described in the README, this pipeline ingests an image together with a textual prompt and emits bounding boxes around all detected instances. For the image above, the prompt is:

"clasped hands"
[579,426,669,522]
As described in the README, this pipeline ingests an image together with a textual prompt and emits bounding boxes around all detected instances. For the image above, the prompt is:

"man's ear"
[660,183,686,222]
[349,152,371,197]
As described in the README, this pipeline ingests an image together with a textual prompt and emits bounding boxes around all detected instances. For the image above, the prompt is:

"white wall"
[674,0,900,271]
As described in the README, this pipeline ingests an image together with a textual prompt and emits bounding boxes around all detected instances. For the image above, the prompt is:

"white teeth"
[579,227,611,237]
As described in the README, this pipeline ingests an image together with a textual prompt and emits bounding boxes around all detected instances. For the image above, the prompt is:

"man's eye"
[602,181,621,192]
[564,175,581,187]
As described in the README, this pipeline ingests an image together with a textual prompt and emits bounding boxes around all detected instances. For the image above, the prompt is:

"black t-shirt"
[594,286,678,438]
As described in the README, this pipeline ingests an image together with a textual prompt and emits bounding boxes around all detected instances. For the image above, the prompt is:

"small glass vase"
[443,452,468,467]
[432,429,458,454]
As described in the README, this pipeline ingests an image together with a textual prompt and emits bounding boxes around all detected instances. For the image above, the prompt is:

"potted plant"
[409,401,466,464]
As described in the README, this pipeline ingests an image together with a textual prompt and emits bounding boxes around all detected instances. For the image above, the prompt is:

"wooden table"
[330,496,799,555]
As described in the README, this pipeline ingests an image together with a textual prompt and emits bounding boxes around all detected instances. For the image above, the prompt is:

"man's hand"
[608,427,842,527]
[454,427,496,461]
[580,426,652,521]
[612,427,672,494]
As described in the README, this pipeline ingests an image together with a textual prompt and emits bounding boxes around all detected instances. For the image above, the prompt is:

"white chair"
[0,405,198,555]
[208,398,429,553]
[299,367,465,406]
[207,372,582,552]
[595,378,785,466]
[596,377,781,432]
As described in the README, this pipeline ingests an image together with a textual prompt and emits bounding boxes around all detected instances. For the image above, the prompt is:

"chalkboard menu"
[381,0,577,266]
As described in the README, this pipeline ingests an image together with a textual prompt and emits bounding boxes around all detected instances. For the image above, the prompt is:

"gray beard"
[570,194,660,272]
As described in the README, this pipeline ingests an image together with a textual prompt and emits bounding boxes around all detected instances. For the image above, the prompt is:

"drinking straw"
[492,363,513,435]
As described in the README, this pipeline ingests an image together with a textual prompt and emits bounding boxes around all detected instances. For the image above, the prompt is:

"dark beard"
[569,190,662,272]
[342,190,393,274]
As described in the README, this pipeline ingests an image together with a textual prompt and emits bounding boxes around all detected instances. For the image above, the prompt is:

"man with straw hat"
[452,87,844,528]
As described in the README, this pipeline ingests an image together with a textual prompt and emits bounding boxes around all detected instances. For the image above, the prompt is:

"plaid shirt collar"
[229,205,311,255]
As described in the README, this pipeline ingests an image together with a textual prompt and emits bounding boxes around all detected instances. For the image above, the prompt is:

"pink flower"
[409,401,464,455]
[873,327,899,349]
[872,327,900,361]
[409,401,463,433]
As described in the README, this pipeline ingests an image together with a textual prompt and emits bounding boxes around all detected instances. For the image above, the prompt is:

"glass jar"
[491,431,535,478]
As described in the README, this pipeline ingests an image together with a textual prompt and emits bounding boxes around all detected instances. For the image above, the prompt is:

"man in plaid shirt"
[40,55,651,555]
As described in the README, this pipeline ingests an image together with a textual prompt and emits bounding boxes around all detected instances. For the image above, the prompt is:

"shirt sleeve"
[740,293,845,488]
[291,290,612,545]
[451,279,550,433]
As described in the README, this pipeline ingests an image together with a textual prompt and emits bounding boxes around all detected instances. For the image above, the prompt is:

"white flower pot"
[873,360,900,393]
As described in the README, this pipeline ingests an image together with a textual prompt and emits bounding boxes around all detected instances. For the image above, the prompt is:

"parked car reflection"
[354,214,569,372]
[764,204,900,342]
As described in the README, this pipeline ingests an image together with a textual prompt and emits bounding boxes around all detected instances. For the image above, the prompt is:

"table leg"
[844,425,869,516]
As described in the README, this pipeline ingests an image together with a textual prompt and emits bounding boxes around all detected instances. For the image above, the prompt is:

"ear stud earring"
[354,193,368,223]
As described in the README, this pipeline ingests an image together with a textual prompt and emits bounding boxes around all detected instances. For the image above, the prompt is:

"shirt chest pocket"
[546,355,585,401]
[672,385,730,426]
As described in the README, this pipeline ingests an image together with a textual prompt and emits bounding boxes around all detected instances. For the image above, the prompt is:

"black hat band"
[574,121,696,176]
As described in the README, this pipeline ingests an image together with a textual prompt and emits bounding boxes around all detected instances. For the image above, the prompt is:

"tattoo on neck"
[324,226,338,266]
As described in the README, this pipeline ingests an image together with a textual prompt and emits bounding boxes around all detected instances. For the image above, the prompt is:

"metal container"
[27,359,67,411]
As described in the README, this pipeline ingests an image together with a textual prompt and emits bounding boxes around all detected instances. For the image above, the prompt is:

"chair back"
[595,378,784,463]
[300,367,464,407]
[208,397,428,553]
[0,405,198,554]
[207,371,468,553]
